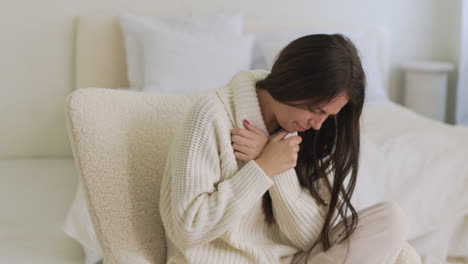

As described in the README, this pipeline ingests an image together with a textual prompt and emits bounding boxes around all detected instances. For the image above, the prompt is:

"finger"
[231,132,259,146]
[295,135,303,144]
[234,150,250,161]
[271,129,289,143]
[231,134,251,146]
[287,135,302,145]
[294,145,300,152]
[243,120,266,135]
[232,143,251,154]
[231,128,257,140]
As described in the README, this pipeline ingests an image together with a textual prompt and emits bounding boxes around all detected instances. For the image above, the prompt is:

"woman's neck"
[256,88,280,135]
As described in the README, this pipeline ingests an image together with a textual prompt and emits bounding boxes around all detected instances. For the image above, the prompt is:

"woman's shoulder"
[183,87,231,127]
[189,89,225,114]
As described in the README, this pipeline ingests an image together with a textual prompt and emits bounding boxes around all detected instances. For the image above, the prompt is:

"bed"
[0,159,83,264]
[64,14,468,264]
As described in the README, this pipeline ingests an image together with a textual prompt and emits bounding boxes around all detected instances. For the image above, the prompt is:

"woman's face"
[273,92,349,133]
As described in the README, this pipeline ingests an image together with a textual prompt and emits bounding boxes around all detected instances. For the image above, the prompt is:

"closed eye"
[295,104,337,117]
[309,107,326,115]
[310,106,337,117]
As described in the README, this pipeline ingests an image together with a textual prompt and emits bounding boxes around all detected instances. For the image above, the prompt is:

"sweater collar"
[226,69,271,136]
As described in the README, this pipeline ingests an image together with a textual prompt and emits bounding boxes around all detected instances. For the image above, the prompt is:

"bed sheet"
[0,159,84,264]
[352,102,468,262]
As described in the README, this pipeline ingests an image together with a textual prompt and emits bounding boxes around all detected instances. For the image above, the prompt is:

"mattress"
[0,159,84,264]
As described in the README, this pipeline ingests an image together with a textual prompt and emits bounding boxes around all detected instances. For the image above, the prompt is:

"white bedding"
[0,159,84,264]
[352,102,468,263]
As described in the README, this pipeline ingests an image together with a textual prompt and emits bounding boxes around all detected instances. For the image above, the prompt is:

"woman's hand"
[255,129,302,177]
[231,120,269,161]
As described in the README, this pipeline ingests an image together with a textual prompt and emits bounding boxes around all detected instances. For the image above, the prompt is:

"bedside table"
[401,61,454,122]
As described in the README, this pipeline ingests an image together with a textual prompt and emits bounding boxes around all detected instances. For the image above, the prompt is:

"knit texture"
[159,70,331,264]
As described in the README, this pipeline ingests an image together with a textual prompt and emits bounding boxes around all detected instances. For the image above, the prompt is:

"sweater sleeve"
[268,169,332,251]
[159,98,274,249]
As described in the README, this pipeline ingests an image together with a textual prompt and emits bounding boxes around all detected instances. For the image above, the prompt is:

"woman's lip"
[296,123,308,131]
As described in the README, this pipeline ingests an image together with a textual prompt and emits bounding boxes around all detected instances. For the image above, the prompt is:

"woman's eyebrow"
[316,106,338,116]
[317,107,327,114]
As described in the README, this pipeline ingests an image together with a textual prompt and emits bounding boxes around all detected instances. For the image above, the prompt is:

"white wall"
[457,0,468,125]
[0,0,461,158]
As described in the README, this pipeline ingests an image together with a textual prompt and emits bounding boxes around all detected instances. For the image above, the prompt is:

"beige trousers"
[292,201,422,264]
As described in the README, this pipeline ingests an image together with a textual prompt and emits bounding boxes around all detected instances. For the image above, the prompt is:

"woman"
[160,34,422,263]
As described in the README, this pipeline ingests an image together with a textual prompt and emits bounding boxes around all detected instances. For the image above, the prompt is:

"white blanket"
[352,102,468,263]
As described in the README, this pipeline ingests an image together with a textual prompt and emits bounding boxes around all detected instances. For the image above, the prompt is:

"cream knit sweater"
[159,70,331,264]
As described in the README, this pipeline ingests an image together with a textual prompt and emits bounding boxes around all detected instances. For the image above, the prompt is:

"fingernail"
[244,119,250,125]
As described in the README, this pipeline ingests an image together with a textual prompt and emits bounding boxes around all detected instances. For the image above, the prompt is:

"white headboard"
[75,15,390,91]
[75,16,129,89]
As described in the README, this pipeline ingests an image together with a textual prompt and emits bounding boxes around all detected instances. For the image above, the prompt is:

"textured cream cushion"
[65,87,210,263]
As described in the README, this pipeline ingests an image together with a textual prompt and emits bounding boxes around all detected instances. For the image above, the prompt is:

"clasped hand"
[230,120,302,177]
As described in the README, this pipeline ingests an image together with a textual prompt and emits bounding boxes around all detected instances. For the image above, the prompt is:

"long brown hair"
[256,34,366,258]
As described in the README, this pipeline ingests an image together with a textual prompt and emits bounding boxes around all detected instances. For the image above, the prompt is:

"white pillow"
[141,22,254,94]
[119,13,245,90]
[252,29,390,104]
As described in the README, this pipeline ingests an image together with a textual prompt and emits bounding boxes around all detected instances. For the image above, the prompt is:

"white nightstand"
[401,61,454,122]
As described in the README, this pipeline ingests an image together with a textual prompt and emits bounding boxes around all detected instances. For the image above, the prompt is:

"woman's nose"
[309,115,328,130]
[311,121,323,130]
